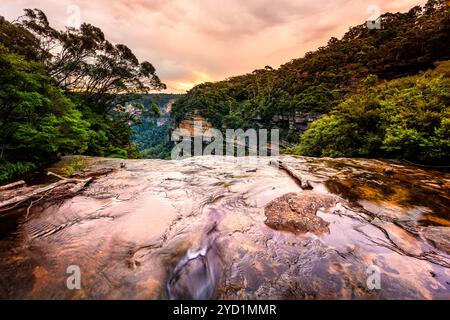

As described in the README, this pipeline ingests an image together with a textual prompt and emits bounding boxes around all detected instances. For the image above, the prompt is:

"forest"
[171,0,449,164]
[0,9,166,182]
[131,93,181,160]
[1,1,449,184]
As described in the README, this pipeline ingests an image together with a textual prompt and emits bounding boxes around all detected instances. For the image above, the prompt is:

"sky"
[1,0,427,93]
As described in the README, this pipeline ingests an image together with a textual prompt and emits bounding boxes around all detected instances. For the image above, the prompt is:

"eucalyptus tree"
[18,9,166,111]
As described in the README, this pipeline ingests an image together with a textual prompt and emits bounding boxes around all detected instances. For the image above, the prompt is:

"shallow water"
[0,156,449,299]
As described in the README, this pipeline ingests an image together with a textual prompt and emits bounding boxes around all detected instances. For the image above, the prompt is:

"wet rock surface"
[0,155,449,299]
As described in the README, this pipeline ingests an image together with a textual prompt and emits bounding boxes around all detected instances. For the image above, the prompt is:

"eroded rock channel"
[0,156,449,299]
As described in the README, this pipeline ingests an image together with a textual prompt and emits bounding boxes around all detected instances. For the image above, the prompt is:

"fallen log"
[68,177,93,193]
[71,168,115,179]
[45,167,115,181]
[0,180,26,192]
[276,160,313,190]
[47,171,67,180]
[0,167,114,213]
[0,177,90,211]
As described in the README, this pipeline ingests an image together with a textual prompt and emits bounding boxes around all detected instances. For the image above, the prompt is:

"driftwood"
[0,180,26,191]
[0,168,114,213]
[71,167,115,179]
[47,171,67,180]
[275,160,313,190]
[0,177,91,211]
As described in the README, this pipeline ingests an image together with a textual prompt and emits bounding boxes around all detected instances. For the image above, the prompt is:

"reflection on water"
[0,156,449,299]
[323,162,450,226]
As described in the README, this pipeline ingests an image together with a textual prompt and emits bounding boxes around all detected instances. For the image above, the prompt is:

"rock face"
[264,192,339,235]
[0,155,449,300]
[172,116,214,142]
[270,112,321,131]
[422,227,450,254]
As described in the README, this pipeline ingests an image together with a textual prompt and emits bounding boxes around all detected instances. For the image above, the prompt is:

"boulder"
[264,192,339,235]
[422,226,450,254]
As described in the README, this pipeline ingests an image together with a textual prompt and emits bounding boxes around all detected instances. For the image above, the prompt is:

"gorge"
[0,1,449,302]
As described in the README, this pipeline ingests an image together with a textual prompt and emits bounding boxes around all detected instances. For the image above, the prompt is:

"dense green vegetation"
[131,94,181,159]
[0,42,89,180]
[172,0,450,156]
[0,10,165,182]
[289,62,450,164]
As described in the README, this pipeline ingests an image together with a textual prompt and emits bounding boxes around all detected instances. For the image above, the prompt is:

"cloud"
[1,0,427,93]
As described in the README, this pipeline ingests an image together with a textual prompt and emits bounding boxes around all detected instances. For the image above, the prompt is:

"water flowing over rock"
[167,223,222,300]
[0,155,449,299]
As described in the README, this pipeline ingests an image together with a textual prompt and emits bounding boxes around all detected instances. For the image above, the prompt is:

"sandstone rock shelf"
[0,156,448,299]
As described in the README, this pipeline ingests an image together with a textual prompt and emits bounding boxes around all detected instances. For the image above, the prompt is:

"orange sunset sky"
[2,0,428,93]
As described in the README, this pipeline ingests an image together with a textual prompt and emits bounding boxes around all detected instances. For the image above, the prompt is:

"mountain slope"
[132,94,182,158]
[171,1,450,143]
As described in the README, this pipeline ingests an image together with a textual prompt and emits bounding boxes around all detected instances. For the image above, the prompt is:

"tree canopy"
[0,10,166,182]
[17,9,166,108]
[289,62,450,165]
